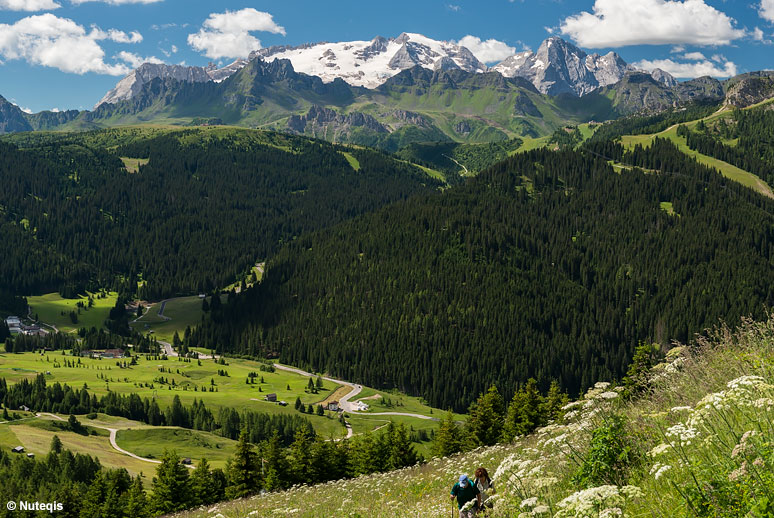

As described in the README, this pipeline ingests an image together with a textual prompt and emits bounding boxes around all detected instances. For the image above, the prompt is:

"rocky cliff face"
[0,96,32,134]
[492,37,632,96]
[287,105,388,134]
[723,72,774,108]
[96,61,246,108]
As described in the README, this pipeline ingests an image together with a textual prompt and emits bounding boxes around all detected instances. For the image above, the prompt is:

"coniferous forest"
[0,129,442,298]
[189,139,774,411]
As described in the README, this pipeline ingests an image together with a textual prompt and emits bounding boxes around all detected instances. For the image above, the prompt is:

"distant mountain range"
[2,34,774,149]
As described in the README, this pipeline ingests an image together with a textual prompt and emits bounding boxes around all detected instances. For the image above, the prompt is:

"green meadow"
[130,295,208,343]
[27,291,118,333]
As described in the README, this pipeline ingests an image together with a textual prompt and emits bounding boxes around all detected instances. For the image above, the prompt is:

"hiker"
[474,467,496,512]
[450,474,481,517]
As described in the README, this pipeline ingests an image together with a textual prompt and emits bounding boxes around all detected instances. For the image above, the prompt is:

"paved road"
[273,364,437,422]
[273,363,362,413]
[157,299,171,321]
[362,412,438,421]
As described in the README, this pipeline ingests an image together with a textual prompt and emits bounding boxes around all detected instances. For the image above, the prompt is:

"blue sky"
[0,0,772,112]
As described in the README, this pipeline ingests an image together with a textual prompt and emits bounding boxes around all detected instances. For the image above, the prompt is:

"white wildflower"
[669,406,692,413]
[665,423,699,446]
[520,497,538,508]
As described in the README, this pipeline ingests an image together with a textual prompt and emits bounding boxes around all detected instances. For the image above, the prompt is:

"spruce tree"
[79,472,106,518]
[503,378,544,441]
[226,430,260,499]
[190,457,215,506]
[124,476,149,518]
[433,411,462,457]
[151,450,192,514]
[467,385,505,446]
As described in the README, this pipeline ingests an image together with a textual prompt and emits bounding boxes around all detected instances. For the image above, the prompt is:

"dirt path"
[35,413,193,468]
[443,154,470,176]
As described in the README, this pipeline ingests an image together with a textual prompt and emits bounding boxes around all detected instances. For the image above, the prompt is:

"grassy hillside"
[0,351,448,439]
[172,317,774,517]
[27,291,118,333]
[620,126,774,198]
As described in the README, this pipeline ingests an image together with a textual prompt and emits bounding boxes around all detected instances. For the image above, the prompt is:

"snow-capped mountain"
[96,60,247,108]
[492,37,633,96]
[250,32,487,89]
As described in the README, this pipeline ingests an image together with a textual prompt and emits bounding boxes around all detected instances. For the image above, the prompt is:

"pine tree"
[50,435,63,454]
[79,471,106,518]
[503,378,545,441]
[151,450,192,514]
[190,457,215,506]
[289,429,311,484]
[262,431,288,491]
[467,385,505,446]
[543,380,569,421]
[622,343,662,400]
[433,411,462,457]
[387,422,419,470]
[125,476,149,518]
[226,430,260,499]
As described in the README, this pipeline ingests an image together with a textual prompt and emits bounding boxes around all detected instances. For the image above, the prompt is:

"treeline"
[677,124,774,185]
[189,140,774,411]
[435,380,568,457]
[4,328,159,354]
[677,106,774,186]
[0,130,441,298]
[0,375,312,445]
[589,100,720,142]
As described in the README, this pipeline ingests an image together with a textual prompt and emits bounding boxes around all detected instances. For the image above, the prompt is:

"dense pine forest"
[189,140,774,411]
[0,129,442,299]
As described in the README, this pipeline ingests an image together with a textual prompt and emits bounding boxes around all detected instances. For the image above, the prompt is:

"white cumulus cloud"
[187,8,285,59]
[682,52,706,61]
[560,0,745,48]
[761,0,774,23]
[635,57,738,78]
[116,50,163,68]
[0,0,59,10]
[0,13,142,75]
[71,0,163,5]
[455,35,516,64]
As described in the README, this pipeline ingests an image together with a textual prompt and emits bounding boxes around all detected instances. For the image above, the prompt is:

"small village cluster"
[4,316,45,337]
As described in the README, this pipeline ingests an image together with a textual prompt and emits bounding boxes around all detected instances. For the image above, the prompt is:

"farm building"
[265,393,277,402]
[11,446,24,454]
[327,401,340,411]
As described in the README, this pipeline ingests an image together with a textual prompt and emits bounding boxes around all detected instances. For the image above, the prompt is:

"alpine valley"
[3,17,774,518]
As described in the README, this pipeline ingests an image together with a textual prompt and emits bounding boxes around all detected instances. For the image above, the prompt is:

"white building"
[5,316,21,334]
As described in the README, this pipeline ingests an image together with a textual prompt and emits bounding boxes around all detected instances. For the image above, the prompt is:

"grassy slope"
[171,318,774,518]
[621,126,774,198]
[1,419,153,477]
[27,292,118,333]
[130,295,207,343]
[115,427,238,469]
[0,351,449,438]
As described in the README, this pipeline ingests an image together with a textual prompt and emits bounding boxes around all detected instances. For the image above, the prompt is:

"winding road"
[35,413,193,468]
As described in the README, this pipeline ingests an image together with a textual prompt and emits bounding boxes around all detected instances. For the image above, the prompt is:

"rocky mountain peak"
[493,36,632,97]
[97,60,247,108]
